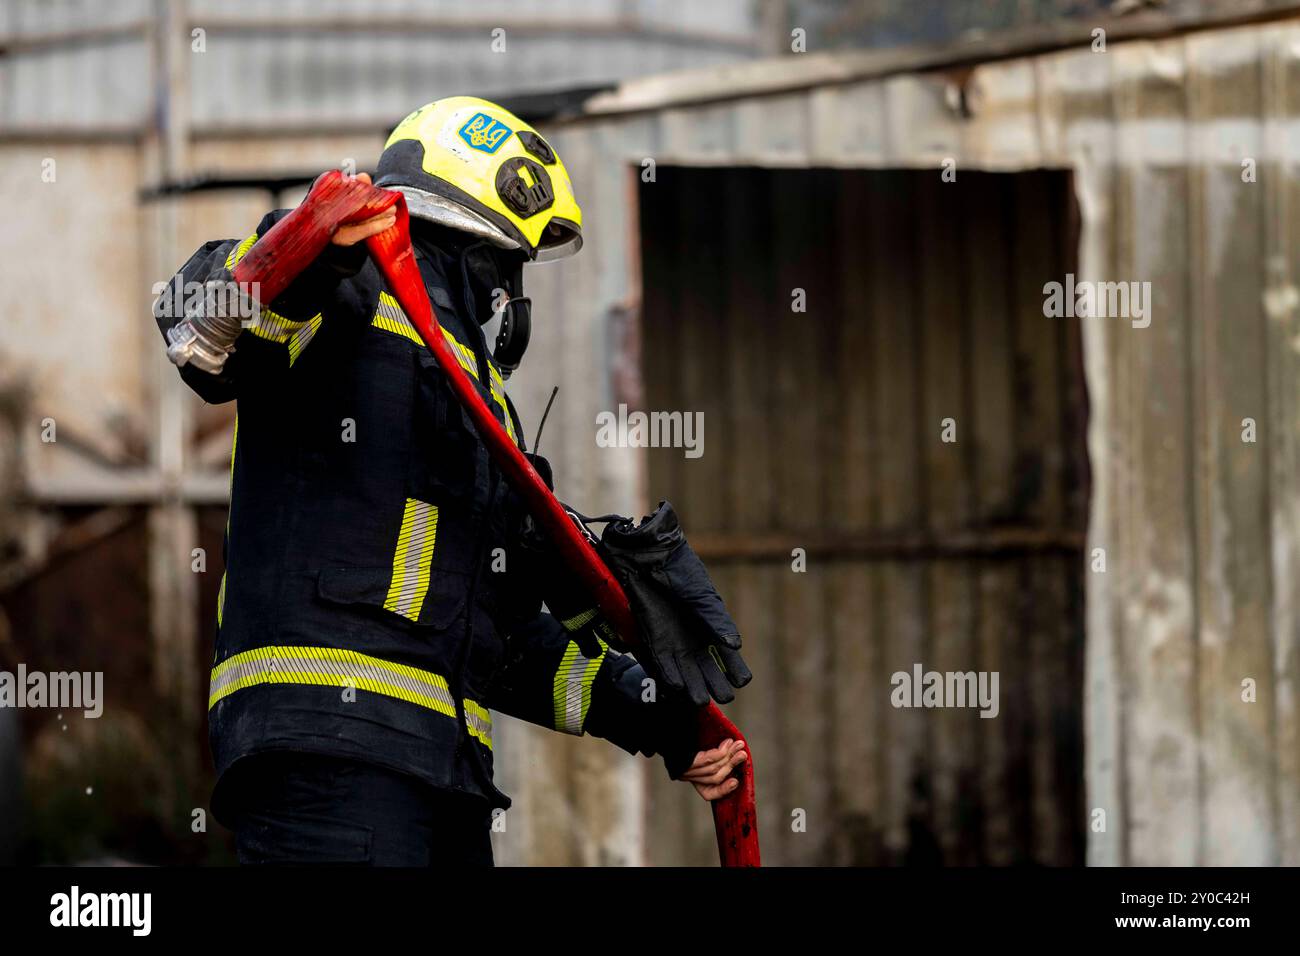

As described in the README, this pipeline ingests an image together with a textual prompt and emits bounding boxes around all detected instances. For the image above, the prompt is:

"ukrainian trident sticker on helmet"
[458,112,513,154]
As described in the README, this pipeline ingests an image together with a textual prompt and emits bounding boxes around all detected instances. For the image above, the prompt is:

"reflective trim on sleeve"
[383,498,438,622]
[286,314,323,365]
[560,608,598,632]
[224,232,258,270]
[561,608,618,647]
[244,308,323,367]
[226,233,323,364]
[207,645,492,749]
[552,638,607,735]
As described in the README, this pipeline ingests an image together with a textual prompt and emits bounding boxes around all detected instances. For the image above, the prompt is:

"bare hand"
[680,738,748,802]
[331,173,397,246]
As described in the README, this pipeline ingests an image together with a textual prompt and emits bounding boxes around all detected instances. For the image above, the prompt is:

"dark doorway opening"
[639,167,1088,866]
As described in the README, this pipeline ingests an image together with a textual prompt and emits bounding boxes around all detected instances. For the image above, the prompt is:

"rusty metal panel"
[1061,24,1300,866]
[6,0,1300,867]
[533,15,1300,868]
[1265,24,1300,871]
[1185,27,1277,866]
[184,0,759,131]
[0,0,762,134]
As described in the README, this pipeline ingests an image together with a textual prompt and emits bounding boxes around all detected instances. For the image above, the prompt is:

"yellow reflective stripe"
[372,292,515,440]
[373,293,478,380]
[560,608,598,632]
[560,608,616,646]
[209,645,455,709]
[383,498,438,621]
[228,414,238,494]
[487,368,517,442]
[553,643,581,731]
[372,291,426,346]
[552,638,607,735]
[224,232,258,270]
[372,312,424,346]
[226,231,322,362]
[218,415,237,629]
[225,260,322,363]
[287,314,323,366]
[216,572,227,628]
[208,645,492,750]
[439,326,479,380]
[246,307,316,343]
[464,698,494,750]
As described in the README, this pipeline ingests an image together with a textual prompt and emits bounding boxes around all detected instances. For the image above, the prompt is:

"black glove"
[599,500,752,707]
[543,574,616,662]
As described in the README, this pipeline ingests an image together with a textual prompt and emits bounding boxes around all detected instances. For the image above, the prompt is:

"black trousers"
[224,752,495,866]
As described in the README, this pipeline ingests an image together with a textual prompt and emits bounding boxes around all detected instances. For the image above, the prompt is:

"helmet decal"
[458,112,514,154]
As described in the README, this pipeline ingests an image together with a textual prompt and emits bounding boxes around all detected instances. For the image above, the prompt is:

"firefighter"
[155,97,751,865]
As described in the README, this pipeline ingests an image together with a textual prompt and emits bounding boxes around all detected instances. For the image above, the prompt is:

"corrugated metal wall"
[0,0,766,865]
[541,15,1300,866]
[637,167,1087,865]
[1076,26,1300,866]
[0,0,760,132]
[7,0,1300,866]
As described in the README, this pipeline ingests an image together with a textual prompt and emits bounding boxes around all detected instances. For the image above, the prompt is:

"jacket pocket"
[316,564,467,630]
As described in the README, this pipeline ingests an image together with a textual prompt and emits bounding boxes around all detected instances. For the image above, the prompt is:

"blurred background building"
[2,0,1299,866]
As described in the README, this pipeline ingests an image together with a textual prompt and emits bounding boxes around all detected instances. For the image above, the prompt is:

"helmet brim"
[533,218,583,263]
[390,185,523,251]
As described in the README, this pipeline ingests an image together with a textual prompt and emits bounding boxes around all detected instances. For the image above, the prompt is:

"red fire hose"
[231,171,760,866]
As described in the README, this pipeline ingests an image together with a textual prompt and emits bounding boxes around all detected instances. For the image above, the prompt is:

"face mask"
[459,241,531,378]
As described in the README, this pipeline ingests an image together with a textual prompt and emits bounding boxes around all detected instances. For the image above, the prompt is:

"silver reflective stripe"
[246,308,312,341]
[372,292,482,381]
[287,315,323,366]
[375,290,411,328]
[552,639,606,735]
[384,499,438,622]
[208,646,495,750]
[464,701,494,750]
[209,646,459,714]
[225,233,258,270]
[372,291,425,347]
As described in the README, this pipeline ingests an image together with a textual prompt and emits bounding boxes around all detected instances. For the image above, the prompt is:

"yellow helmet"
[376,96,582,262]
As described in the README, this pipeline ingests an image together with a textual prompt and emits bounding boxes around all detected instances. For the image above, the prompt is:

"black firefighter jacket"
[155,209,699,820]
